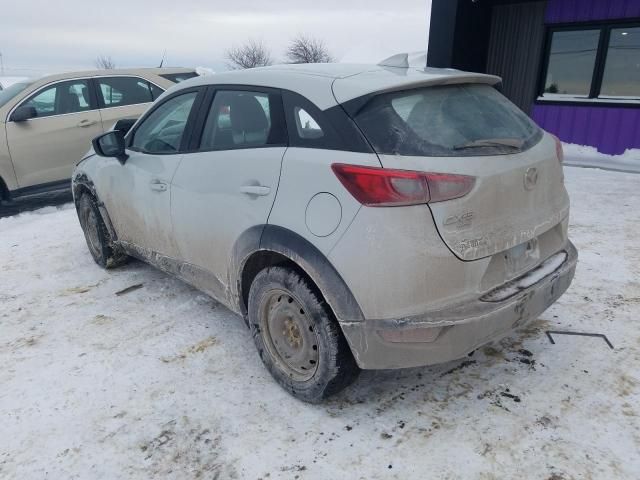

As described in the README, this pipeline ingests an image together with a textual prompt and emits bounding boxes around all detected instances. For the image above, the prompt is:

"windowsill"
[536,94,640,107]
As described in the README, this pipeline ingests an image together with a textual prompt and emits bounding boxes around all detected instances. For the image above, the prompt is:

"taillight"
[552,134,564,164]
[331,164,475,207]
[423,172,477,203]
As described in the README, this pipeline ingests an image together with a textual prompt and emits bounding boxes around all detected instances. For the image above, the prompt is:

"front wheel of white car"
[77,194,128,269]
[248,266,359,403]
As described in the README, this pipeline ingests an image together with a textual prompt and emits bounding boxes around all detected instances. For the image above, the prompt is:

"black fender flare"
[72,173,118,242]
[231,225,365,324]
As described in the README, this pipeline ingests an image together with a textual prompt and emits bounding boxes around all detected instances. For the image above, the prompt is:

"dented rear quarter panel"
[267,148,381,256]
[328,204,492,321]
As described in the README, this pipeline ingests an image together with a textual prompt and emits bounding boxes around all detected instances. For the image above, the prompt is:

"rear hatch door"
[349,82,569,261]
[379,142,569,260]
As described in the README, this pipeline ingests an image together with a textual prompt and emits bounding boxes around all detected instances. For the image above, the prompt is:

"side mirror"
[92,130,129,164]
[11,105,38,122]
[113,118,137,135]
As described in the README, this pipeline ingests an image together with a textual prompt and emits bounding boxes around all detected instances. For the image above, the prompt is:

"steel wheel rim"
[82,205,101,259]
[259,289,320,382]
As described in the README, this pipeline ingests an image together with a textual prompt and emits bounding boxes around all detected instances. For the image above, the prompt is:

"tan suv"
[0,68,197,200]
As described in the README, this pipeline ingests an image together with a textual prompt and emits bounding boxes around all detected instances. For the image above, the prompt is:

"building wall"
[532,0,640,154]
[486,1,547,114]
[532,104,640,155]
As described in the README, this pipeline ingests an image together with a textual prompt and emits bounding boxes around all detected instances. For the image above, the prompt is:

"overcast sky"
[0,0,431,76]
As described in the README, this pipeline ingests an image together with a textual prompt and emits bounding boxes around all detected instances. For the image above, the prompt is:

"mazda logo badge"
[524,167,539,190]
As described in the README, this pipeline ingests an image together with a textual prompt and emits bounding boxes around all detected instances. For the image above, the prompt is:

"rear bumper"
[340,241,578,370]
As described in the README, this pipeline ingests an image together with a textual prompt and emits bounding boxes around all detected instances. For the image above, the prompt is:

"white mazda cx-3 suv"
[73,62,577,402]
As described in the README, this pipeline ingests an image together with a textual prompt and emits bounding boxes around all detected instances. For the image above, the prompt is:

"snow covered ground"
[1,167,639,479]
[563,143,640,174]
[0,189,73,219]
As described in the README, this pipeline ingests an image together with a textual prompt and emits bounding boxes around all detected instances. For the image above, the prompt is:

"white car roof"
[181,63,501,110]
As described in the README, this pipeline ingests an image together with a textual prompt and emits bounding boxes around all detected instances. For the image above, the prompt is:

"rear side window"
[295,107,324,139]
[353,84,542,157]
[199,90,286,150]
[282,90,358,150]
[160,72,199,83]
[97,76,162,108]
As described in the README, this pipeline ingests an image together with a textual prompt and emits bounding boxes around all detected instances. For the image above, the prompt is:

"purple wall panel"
[546,0,640,23]
[603,110,622,151]
[572,108,589,146]
[532,105,640,154]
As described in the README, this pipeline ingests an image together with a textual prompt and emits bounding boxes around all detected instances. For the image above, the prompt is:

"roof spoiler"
[377,52,427,69]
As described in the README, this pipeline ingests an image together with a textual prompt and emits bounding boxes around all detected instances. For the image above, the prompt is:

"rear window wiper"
[454,138,525,150]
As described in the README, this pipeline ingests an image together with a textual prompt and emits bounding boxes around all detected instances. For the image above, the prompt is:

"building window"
[543,30,601,96]
[600,27,640,99]
[539,22,640,104]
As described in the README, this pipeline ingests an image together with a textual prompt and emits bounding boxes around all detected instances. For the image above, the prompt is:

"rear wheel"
[248,267,359,403]
[77,194,127,268]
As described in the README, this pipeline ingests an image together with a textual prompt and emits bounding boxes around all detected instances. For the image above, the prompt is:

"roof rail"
[377,52,427,69]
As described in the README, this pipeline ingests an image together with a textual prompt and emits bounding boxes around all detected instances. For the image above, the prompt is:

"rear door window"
[199,90,286,150]
[97,76,162,108]
[353,84,542,157]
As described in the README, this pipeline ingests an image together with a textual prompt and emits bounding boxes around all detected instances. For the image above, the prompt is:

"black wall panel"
[486,1,548,113]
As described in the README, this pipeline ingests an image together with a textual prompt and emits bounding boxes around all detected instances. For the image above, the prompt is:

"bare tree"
[225,40,273,70]
[286,35,333,64]
[95,55,115,70]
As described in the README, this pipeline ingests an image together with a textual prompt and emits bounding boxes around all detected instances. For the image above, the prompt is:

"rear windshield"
[160,72,198,83]
[353,84,542,157]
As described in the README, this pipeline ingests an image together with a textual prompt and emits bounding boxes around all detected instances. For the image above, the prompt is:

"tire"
[248,266,360,403]
[77,194,127,269]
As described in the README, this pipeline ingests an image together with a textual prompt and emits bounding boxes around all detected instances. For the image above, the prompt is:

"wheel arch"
[233,225,365,324]
[72,173,118,241]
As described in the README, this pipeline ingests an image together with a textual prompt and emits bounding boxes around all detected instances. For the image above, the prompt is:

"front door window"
[21,80,92,117]
[130,92,197,154]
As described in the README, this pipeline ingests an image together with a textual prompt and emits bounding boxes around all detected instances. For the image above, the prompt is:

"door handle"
[240,185,271,196]
[77,119,97,128]
[150,180,168,192]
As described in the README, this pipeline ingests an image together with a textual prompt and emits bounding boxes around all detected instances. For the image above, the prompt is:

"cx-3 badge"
[524,167,539,190]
